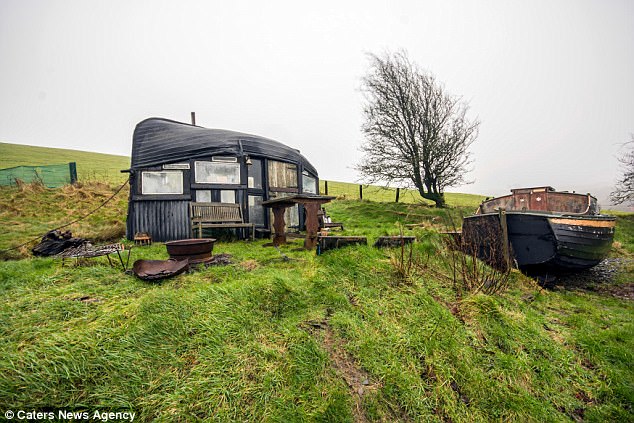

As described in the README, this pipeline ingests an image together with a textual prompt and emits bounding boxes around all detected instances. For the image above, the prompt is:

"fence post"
[69,162,78,184]
[498,208,512,271]
[359,184,363,200]
[324,180,328,195]
[395,187,400,203]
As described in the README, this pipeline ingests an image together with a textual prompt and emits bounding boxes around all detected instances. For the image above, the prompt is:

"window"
[247,159,263,189]
[141,171,183,195]
[163,162,190,170]
[196,190,212,202]
[220,190,236,203]
[195,160,240,184]
[195,190,236,203]
[302,171,317,194]
[268,160,297,189]
[212,156,238,163]
[248,195,265,226]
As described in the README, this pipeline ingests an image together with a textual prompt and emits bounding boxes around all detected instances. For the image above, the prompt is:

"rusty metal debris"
[57,242,130,271]
[132,259,190,281]
[131,253,232,282]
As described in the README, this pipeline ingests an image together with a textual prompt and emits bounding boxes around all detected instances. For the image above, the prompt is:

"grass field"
[0,146,632,421]
[0,181,632,421]
[319,180,487,207]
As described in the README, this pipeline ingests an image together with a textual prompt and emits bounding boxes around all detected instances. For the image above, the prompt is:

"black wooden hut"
[125,117,319,241]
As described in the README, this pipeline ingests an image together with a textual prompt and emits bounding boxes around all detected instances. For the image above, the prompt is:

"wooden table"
[262,194,336,249]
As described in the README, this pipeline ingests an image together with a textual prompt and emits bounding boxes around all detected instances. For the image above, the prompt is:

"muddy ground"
[537,258,633,301]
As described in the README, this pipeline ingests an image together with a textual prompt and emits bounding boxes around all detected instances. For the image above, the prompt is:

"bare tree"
[610,135,634,205]
[357,51,479,207]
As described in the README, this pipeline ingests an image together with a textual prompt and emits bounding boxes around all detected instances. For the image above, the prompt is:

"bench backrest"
[190,202,244,223]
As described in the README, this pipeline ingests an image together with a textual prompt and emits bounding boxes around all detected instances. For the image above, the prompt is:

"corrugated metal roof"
[130,118,318,175]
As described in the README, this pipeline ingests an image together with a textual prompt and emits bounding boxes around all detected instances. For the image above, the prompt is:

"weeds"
[443,212,512,298]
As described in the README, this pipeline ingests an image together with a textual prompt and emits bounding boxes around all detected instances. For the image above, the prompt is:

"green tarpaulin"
[0,163,76,188]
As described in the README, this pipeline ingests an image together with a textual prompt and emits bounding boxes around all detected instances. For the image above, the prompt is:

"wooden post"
[68,162,77,184]
[359,184,363,200]
[395,187,400,203]
[271,206,287,246]
[303,202,321,249]
[190,112,196,125]
[498,208,511,271]
[324,180,329,195]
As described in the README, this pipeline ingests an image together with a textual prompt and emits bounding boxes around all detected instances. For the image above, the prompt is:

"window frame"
[194,160,241,185]
[302,171,317,194]
[141,170,184,195]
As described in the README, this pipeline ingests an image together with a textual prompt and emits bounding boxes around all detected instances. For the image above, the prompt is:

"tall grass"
[0,182,128,257]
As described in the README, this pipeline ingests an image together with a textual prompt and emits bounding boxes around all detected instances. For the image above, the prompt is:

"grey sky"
[1,0,632,200]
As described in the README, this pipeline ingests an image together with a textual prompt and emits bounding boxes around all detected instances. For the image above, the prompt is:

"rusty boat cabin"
[462,186,616,272]
[124,117,320,242]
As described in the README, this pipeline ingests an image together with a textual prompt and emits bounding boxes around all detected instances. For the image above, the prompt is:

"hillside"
[0,142,130,184]
[0,181,632,421]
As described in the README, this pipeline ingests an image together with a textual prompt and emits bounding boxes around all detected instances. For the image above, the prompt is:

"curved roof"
[131,118,317,175]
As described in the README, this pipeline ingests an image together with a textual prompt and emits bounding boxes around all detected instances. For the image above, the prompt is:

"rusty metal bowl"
[165,238,216,264]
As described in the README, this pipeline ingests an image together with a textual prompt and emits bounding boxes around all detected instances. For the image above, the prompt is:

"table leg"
[271,206,287,246]
[303,202,321,249]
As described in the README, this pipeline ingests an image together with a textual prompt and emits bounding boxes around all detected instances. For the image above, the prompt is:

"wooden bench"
[190,202,255,240]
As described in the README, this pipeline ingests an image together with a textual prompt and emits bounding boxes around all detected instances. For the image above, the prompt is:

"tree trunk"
[424,192,446,208]
[417,185,446,208]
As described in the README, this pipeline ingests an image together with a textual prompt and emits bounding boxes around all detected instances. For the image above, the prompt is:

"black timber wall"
[129,200,190,242]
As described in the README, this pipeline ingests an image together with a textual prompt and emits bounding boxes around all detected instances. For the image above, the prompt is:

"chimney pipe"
[190,112,196,126]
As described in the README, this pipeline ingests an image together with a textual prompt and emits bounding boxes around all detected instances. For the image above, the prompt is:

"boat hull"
[462,213,615,272]
[546,217,615,270]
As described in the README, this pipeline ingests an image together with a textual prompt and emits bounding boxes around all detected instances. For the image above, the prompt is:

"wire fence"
[319,180,428,204]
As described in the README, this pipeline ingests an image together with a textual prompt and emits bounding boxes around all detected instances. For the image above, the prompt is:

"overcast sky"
[1,0,632,199]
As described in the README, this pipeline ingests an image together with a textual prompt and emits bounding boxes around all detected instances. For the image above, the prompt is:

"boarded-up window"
[141,171,183,195]
[268,160,297,190]
[195,161,241,184]
[268,192,299,229]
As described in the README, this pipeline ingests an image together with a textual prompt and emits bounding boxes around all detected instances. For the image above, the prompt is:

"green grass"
[320,179,487,208]
[0,142,130,185]
[0,144,632,420]
[0,180,632,421]
[606,211,634,255]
